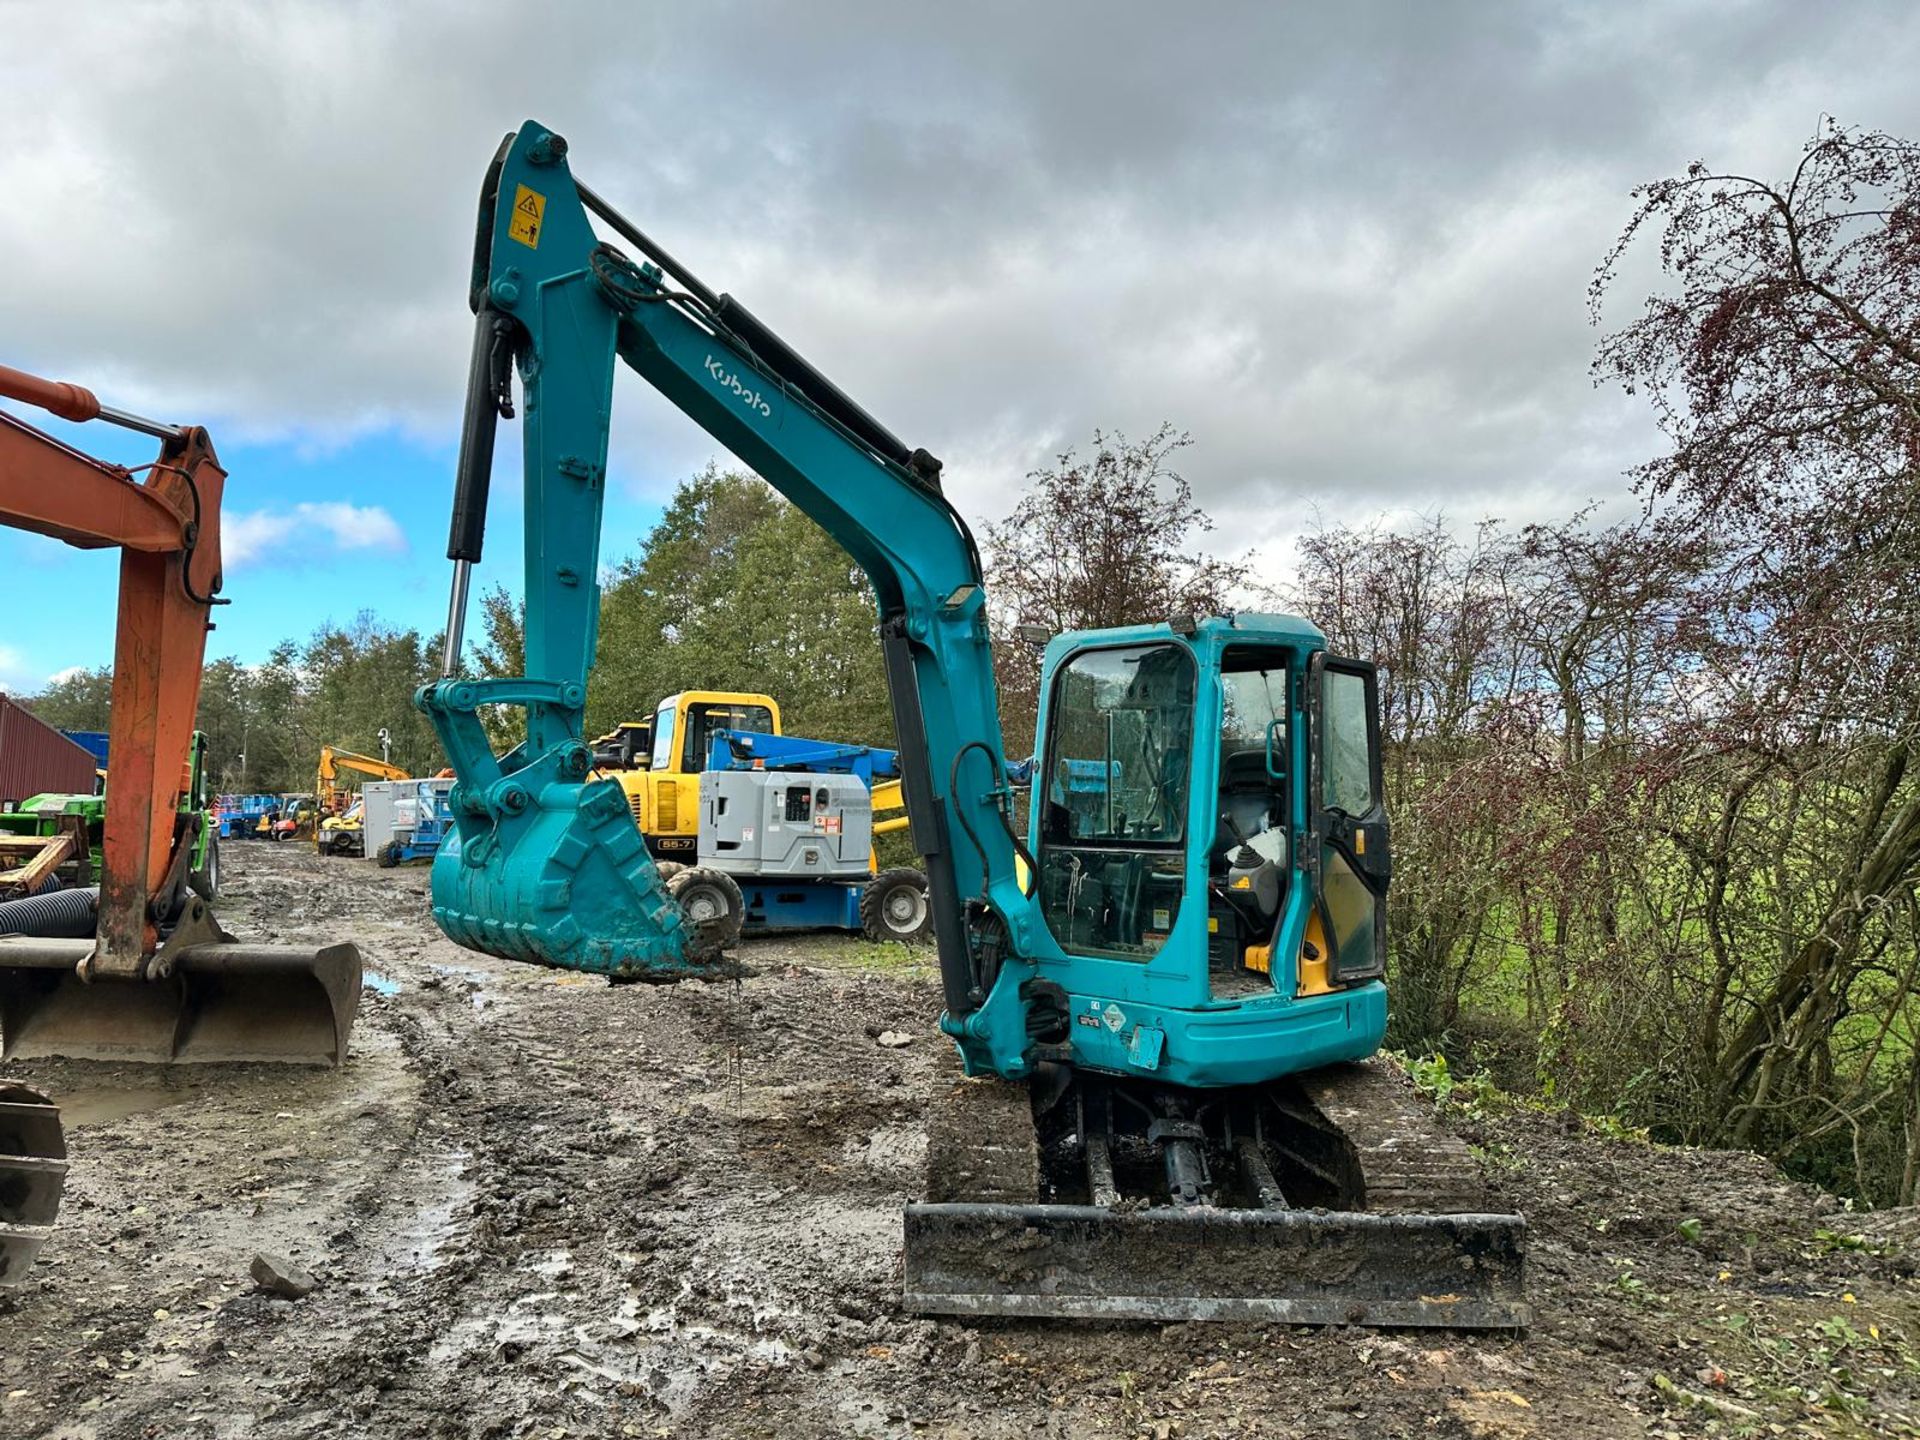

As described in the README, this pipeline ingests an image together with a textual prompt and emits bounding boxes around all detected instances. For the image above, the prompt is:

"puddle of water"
[427,1289,569,1366]
[421,962,495,1010]
[429,963,487,981]
[639,1300,796,1363]
[58,1086,197,1128]
[364,971,401,996]
[429,1284,795,1417]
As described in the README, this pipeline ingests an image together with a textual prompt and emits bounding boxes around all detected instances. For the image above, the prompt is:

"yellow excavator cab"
[608,691,780,863]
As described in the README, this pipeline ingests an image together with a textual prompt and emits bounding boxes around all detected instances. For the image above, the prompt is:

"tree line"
[26,623,446,795]
[1289,122,1920,1203]
[22,121,1916,1204]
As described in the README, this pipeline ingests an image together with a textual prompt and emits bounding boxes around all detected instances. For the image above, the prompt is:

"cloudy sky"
[3,0,1916,691]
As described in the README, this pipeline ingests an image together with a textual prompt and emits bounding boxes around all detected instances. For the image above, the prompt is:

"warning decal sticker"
[508,184,546,249]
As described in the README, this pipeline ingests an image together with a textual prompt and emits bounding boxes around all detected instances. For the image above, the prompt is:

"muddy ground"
[2,842,1918,1439]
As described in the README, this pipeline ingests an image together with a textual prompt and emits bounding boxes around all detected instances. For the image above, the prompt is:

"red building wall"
[0,696,99,806]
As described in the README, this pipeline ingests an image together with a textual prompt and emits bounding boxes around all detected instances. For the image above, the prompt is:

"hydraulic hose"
[949,741,1039,899]
[0,886,99,940]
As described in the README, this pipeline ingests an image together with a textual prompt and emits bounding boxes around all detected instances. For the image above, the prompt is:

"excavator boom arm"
[421,123,1039,1057]
[317,746,409,790]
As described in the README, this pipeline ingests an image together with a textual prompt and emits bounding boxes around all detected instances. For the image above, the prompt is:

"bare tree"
[1591,120,1920,1187]
[984,425,1249,748]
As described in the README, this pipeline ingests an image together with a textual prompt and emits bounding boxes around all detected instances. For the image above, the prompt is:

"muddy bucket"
[0,936,362,1067]
[903,1201,1529,1328]
[0,1084,66,1285]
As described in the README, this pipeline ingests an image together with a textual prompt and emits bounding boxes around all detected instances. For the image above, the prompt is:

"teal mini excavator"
[419,121,1526,1326]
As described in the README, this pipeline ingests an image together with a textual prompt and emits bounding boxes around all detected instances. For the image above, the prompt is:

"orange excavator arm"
[0,363,360,1068]
[0,363,223,978]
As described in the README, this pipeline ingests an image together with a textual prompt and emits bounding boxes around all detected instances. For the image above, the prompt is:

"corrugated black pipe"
[0,886,99,939]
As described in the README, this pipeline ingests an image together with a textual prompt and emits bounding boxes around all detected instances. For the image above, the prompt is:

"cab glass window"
[1037,643,1196,962]
[1216,655,1290,868]
[681,702,776,772]
[1321,671,1376,814]
[649,704,677,770]
[1043,645,1196,845]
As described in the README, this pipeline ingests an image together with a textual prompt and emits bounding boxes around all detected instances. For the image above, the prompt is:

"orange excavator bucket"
[0,891,360,1066]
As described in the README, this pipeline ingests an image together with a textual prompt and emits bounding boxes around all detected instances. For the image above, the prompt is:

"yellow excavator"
[596,691,780,864]
[592,689,909,855]
[314,746,410,857]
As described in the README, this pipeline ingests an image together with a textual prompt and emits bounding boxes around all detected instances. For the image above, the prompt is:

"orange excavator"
[0,363,362,1068]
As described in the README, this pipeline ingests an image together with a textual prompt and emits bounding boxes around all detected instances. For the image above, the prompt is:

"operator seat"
[1214,749,1285,870]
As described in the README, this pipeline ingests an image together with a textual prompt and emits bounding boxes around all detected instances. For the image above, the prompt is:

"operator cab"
[1034,629,1389,1001]
[649,695,777,774]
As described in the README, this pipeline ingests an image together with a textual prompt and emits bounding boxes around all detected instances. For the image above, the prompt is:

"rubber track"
[0,1085,66,1286]
[921,1075,1037,1204]
[1298,1060,1490,1215]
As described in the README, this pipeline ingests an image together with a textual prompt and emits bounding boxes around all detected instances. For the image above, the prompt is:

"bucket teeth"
[0,1085,66,1287]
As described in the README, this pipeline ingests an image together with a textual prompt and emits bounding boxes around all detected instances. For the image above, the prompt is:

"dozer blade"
[904,1201,1528,1327]
[0,1085,66,1286]
[906,1059,1528,1329]
[0,936,362,1067]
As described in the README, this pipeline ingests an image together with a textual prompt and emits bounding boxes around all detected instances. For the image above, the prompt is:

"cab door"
[1308,654,1391,982]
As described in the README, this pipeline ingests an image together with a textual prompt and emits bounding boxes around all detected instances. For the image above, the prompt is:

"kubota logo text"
[705,356,772,417]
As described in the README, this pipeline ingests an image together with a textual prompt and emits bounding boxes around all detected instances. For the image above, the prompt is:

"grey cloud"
[4,0,1917,557]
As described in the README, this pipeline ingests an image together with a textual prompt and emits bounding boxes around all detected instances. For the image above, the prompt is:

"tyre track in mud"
[1,841,949,1438]
[196,849,933,1437]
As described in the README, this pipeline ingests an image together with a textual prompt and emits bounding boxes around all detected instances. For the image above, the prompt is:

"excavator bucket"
[428,775,725,980]
[0,892,361,1067]
[0,1085,66,1286]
